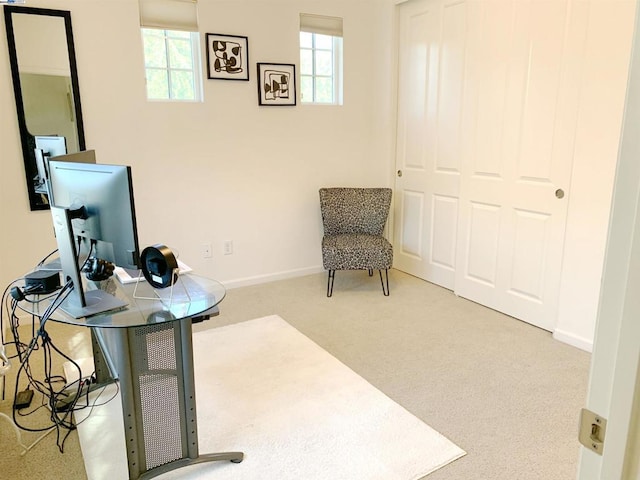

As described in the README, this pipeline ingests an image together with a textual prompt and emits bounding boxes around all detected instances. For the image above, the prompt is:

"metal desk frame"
[27,274,243,479]
[93,318,243,479]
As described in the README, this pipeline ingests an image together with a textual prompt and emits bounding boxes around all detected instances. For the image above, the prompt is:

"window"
[142,28,202,101]
[139,0,202,102]
[299,14,343,105]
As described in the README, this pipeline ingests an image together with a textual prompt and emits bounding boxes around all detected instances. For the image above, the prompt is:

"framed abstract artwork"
[206,33,249,81]
[257,63,296,106]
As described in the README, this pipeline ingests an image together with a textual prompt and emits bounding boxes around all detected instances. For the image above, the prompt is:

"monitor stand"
[39,258,61,271]
[51,206,128,318]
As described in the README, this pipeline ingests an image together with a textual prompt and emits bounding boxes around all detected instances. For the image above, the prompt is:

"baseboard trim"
[553,329,593,353]
[221,266,324,290]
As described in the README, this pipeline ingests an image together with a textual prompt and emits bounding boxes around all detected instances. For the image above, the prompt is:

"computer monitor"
[35,149,96,196]
[35,135,67,158]
[47,160,141,318]
[34,149,48,191]
[34,136,67,190]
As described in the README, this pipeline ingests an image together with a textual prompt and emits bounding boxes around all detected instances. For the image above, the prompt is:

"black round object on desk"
[140,244,179,288]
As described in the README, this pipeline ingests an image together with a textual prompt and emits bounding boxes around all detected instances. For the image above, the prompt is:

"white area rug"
[74,315,465,479]
[159,315,465,479]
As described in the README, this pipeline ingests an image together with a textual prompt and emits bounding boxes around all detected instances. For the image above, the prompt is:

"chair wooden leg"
[379,269,390,296]
[327,270,335,297]
[368,269,373,277]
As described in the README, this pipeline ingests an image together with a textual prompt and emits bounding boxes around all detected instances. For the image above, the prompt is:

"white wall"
[0,0,634,351]
[0,0,396,288]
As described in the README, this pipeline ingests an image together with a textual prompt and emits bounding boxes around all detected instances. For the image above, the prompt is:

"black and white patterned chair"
[319,187,393,297]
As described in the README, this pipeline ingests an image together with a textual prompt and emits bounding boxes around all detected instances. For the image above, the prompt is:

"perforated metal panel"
[140,374,182,467]
[133,324,185,469]
[146,328,177,370]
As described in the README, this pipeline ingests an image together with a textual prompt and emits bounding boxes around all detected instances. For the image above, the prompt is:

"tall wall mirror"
[3,5,85,211]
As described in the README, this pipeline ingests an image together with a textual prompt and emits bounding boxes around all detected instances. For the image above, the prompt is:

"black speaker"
[140,244,178,289]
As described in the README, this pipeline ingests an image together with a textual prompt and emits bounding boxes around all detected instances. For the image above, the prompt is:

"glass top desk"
[23,273,243,480]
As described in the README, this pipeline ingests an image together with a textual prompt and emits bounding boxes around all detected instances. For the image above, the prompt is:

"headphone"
[83,257,115,281]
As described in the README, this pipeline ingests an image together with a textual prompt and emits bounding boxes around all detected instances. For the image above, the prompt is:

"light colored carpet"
[76,315,465,479]
[1,270,590,480]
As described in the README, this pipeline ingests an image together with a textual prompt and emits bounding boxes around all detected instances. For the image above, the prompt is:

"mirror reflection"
[4,6,85,211]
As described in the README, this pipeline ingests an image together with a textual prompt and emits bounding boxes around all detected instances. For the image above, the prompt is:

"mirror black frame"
[3,5,85,211]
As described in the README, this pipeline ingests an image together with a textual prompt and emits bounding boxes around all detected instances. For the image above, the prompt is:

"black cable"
[8,239,111,451]
[44,330,84,419]
[21,290,61,304]
[78,237,95,273]
[8,296,33,363]
[73,381,120,424]
[11,336,53,433]
[16,392,47,416]
[2,274,61,359]
[9,275,113,452]
[11,280,73,431]
[1,276,26,348]
[36,248,59,268]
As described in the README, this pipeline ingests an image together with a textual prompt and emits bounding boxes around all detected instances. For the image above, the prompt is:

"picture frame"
[257,63,297,106]
[206,33,249,81]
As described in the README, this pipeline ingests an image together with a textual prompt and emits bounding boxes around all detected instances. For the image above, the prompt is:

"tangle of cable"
[5,243,118,453]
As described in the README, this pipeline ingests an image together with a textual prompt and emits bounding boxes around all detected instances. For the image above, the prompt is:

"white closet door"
[393,0,467,289]
[454,0,587,331]
[394,0,588,332]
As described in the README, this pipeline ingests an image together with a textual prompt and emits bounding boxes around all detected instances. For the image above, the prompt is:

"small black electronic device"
[25,270,61,294]
[14,389,34,409]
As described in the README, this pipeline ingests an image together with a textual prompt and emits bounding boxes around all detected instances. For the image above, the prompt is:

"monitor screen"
[48,160,140,269]
[35,135,67,158]
[47,160,141,317]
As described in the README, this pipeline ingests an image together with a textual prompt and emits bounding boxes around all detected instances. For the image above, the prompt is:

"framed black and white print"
[257,63,296,106]
[206,33,249,80]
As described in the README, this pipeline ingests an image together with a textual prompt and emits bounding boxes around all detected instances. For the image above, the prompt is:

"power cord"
[5,240,119,453]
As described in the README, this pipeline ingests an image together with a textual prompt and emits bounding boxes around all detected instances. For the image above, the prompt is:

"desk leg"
[98,321,242,480]
[98,328,145,479]
[91,330,116,385]
[177,317,244,462]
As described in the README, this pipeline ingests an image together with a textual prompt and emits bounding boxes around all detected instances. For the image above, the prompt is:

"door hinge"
[579,408,607,455]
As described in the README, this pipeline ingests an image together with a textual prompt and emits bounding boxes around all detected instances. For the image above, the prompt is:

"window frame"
[300,31,343,105]
[141,28,203,102]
